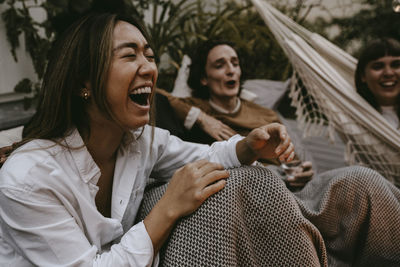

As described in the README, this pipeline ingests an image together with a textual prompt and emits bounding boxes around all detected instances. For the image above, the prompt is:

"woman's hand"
[285,161,314,188]
[237,123,295,165]
[162,159,229,219]
[143,160,229,253]
[198,112,237,141]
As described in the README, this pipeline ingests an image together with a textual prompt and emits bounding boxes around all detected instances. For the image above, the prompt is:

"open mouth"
[129,86,151,106]
[226,80,236,86]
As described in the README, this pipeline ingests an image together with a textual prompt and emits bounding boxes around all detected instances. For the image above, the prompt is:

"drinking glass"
[280,160,303,180]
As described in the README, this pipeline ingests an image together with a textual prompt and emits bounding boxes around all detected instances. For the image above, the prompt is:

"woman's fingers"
[222,125,236,135]
[205,119,236,141]
[214,135,224,141]
[219,131,234,140]
[255,125,272,142]
[279,142,295,162]
[214,124,236,141]
[200,168,229,187]
[189,159,210,170]
[217,123,236,140]
[167,160,229,213]
[274,125,291,155]
[196,162,229,188]
[197,161,224,174]
[286,162,314,188]
[287,170,314,182]
[301,161,313,171]
[286,182,307,188]
[201,179,227,199]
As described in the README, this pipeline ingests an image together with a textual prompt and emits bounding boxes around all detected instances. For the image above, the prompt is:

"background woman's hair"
[354,38,400,119]
[22,12,154,143]
[188,40,240,99]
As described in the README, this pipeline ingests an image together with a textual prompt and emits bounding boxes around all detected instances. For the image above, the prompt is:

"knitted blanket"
[137,166,400,266]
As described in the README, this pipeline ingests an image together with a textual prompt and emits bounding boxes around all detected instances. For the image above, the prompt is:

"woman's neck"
[209,95,239,113]
[377,97,398,107]
[81,119,125,218]
[82,122,124,165]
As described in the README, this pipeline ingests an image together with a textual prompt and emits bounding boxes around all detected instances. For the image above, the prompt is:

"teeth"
[131,86,151,94]
[381,81,396,87]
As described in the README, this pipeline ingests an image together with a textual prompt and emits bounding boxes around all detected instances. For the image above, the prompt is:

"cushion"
[0,126,23,147]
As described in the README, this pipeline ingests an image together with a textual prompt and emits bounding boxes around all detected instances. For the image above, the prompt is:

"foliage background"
[1,0,399,98]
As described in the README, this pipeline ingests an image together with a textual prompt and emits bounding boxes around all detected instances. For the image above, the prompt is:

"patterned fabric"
[137,166,400,267]
[294,167,400,266]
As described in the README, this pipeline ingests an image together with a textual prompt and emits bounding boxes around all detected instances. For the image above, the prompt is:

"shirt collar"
[61,126,146,184]
[63,129,101,184]
[209,98,241,114]
[380,105,396,112]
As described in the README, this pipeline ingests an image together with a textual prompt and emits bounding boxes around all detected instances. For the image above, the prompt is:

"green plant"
[1,0,53,95]
[332,0,400,57]
[1,0,325,102]
[154,0,290,89]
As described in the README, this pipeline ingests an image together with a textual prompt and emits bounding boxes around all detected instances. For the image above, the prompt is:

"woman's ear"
[83,81,92,91]
[361,73,366,83]
[200,77,208,86]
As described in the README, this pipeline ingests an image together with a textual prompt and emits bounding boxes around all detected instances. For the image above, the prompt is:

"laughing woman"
[355,37,400,130]
[0,13,301,266]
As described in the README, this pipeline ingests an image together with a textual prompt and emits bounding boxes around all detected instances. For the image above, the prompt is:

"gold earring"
[82,89,89,100]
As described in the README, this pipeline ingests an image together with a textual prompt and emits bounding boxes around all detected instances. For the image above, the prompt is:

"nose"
[138,56,157,78]
[383,65,395,76]
[226,62,235,76]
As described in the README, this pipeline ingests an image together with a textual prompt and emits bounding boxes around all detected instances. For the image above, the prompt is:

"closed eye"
[391,60,400,68]
[123,54,136,58]
[146,55,155,62]
[370,62,384,70]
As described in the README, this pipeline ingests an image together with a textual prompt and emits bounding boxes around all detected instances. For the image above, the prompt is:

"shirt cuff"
[209,134,243,168]
[184,107,201,130]
[227,134,244,167]
[120,221,154,266]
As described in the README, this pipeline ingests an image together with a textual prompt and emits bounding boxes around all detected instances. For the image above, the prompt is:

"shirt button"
[120,200,123,204]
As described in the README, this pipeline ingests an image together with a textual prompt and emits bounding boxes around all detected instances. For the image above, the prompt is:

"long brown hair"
[21,13,154,144]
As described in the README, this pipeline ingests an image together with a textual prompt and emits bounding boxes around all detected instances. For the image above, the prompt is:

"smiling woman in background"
[355,37,400,130]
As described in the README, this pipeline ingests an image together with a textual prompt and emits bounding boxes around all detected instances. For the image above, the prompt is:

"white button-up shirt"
[0,126,242,266]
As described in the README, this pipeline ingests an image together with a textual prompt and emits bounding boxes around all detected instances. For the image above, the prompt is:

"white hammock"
[250,0,400,185]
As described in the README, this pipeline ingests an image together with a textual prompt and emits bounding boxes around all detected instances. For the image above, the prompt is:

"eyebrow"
[113,42,152,52]
[213,56,239,64]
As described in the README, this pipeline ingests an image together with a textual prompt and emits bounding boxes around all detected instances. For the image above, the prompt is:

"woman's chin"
[124,117,150,131]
